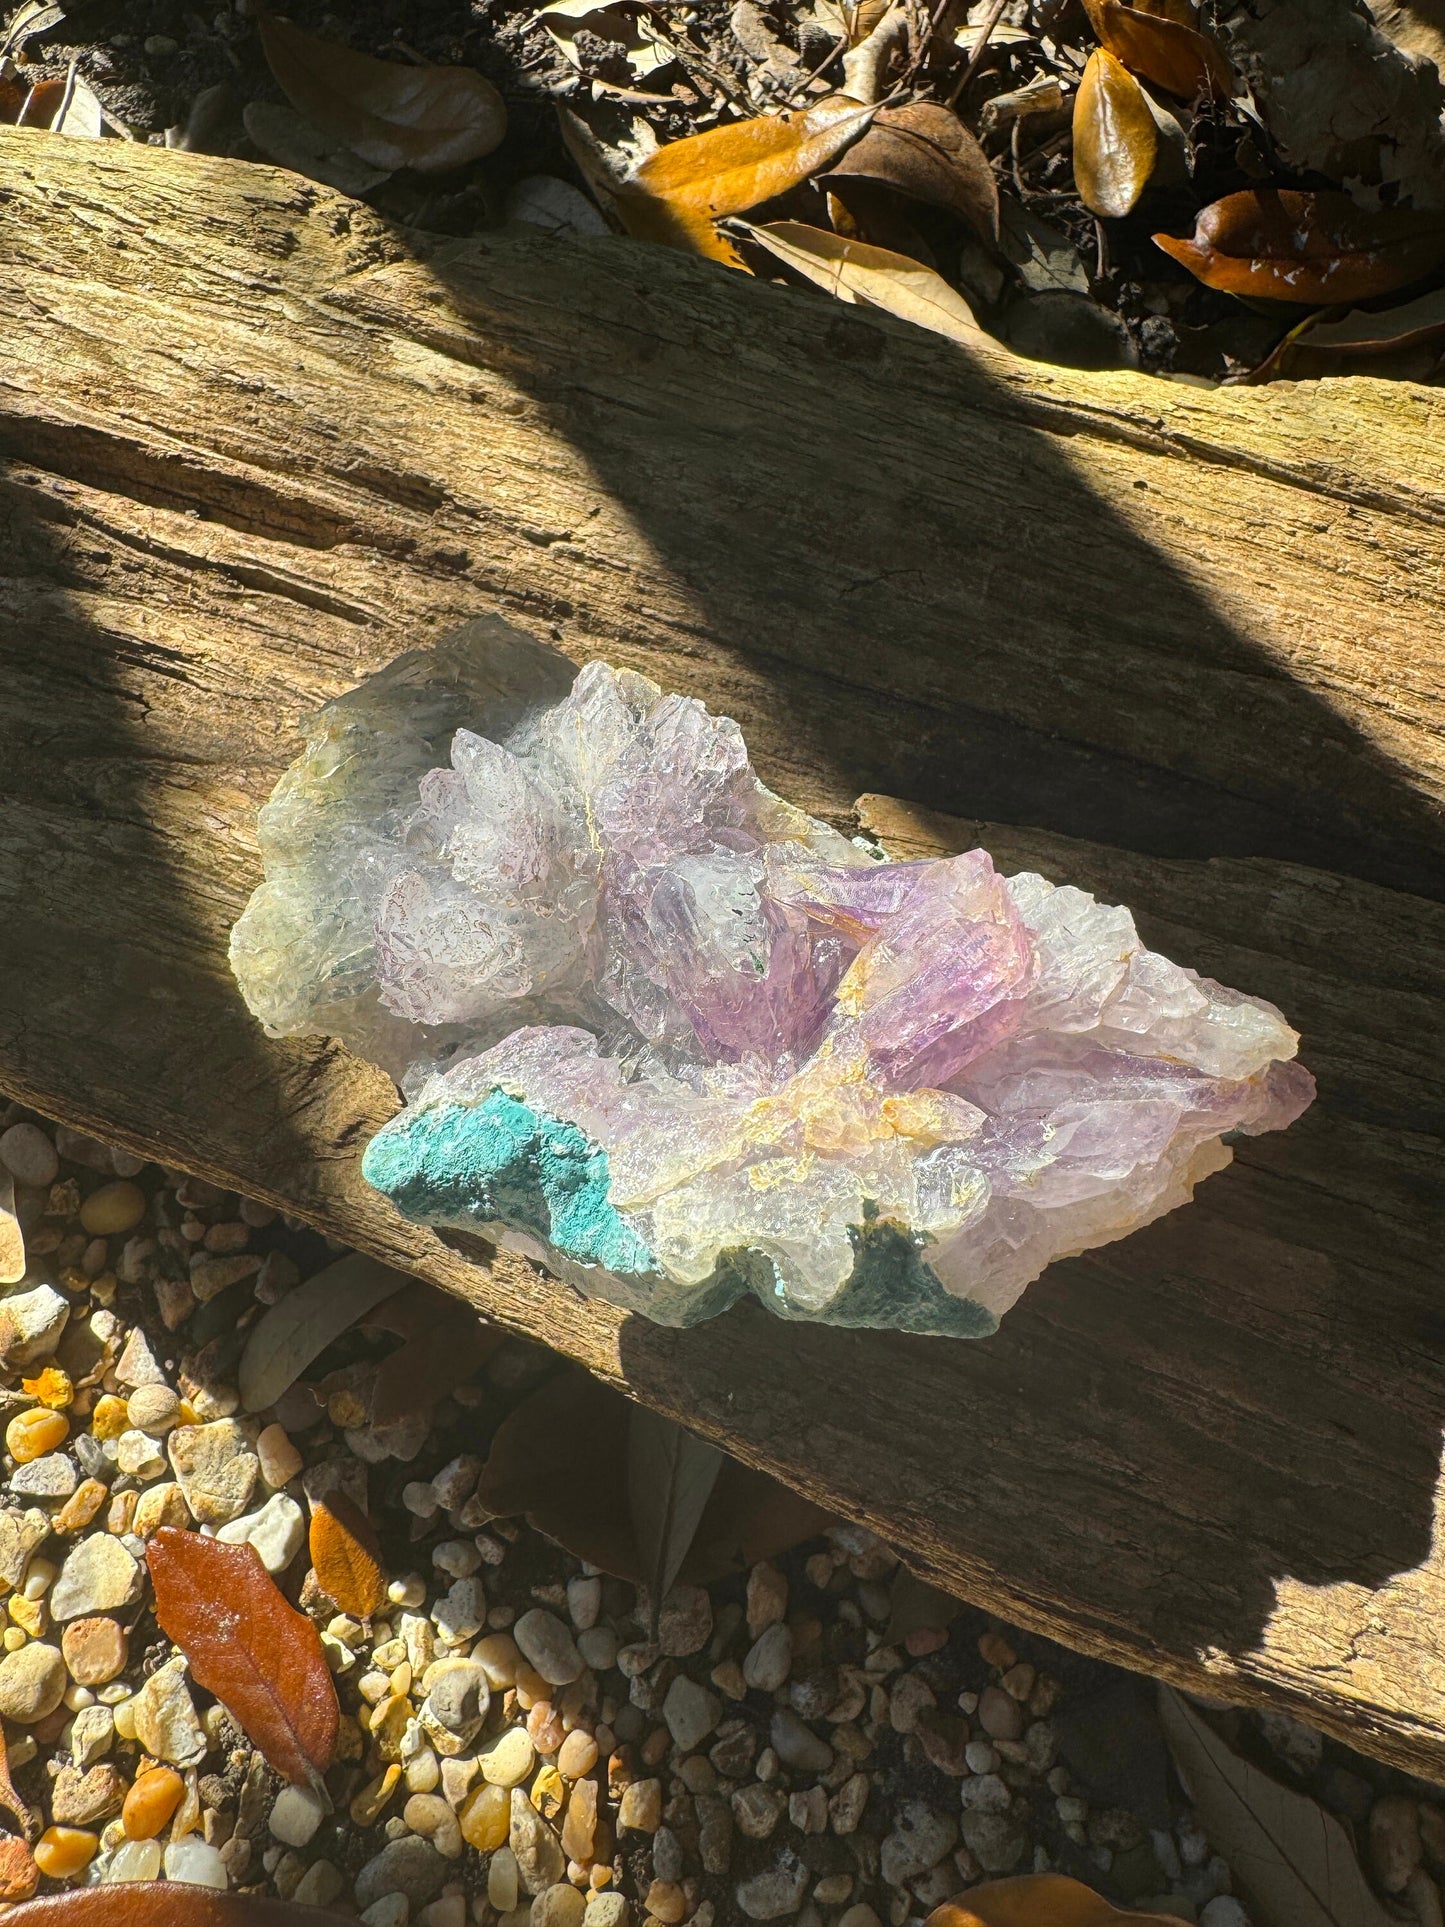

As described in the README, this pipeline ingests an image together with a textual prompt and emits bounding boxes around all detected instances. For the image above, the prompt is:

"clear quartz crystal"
[231,618,1315,1337]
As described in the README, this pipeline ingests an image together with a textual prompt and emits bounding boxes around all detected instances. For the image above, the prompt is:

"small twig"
[946,0,1008,106]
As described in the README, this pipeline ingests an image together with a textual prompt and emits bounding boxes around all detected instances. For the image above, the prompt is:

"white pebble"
[269,1784,327,1848]
[216,1493,304,1574]
[488,1846,519,1913]
[432,1540,482,1579]
[163,1838,229,1889]
[106,1839,162,1883]
[403,1483,441,1520]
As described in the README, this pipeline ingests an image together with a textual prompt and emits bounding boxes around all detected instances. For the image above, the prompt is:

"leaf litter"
[17,0,1445,380]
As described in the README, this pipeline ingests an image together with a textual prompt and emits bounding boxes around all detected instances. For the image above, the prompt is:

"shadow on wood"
[0,130,1443,1775]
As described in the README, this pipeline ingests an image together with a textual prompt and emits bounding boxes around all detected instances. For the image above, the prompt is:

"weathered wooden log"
[1,128,1443,1777]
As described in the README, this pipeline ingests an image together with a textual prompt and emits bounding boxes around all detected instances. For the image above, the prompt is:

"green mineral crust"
[231,617,1315,1335]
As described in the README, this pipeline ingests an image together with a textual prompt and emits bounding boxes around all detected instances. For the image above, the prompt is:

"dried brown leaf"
[925,1873,1187,1923]
[147,1529,338,1790]
[257,10,505,174]
[369,1299,501,1428]
[1073,48,1158,218]
[4,1891,349,1927]
[308,1494,385,1619]
[823,100,998,243]
[17,67,102,137]
[474,1366,832,1584]
[1154,188,1445,303]
[627,1406,723,1628]
[747,220,987,346]
[1083,0,1232,98]
[617,96,876,265]
[1158,1686,1394,1927]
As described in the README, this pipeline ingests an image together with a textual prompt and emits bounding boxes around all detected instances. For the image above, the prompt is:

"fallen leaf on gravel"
[309,1493,385,1619]
[925,1873,1187,1923]
[1290,285,1445,355]
[822,100,998,243]
[4,1890,350,1927]
[506,173,612,236]
[17,67,102,137]
[1073,48,1158,218]
[800,0,890,46]
[628,1405,723,1627]
[368,1297,501,1427]
[239,1252,408,1413]
[747,220,988,346]
[148,1529,338,1790]
[1083,0,1232,98]
[243,99,392,195]
[257,10,506,173]
[1155,188,1445,303]
[0,1175,23,1286]
[475,1365,832,1584]
[617,96,876,265]
[1159,1685,1394,1927]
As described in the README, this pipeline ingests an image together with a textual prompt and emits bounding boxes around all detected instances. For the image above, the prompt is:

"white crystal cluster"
[230,619,1314,1335]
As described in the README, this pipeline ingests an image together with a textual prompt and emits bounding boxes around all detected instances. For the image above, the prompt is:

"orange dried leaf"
[1082,0,1231,98]
[3,1889,348,1927]
[925,1873,1187,1925]
[1155,189,1445,304]
[257,10,505,173]
[822,100,998,244]
[147,1529,338,1790]
[1073,48,1158,219]
[617,96,876,265]
[309,1494,385,1619]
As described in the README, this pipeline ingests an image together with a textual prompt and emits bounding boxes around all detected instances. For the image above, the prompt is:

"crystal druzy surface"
[230,618,1315,1336]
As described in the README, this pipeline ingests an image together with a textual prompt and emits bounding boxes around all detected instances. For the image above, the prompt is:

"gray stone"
[0,1506,49,1589]
[510,1789,565,1894]
[513,1608,582,1685]
[656,1584,712,1658]
[354,1837,450,1910]
[743,1623,792,1693]
[960,1773,1012,1814]
[11,1453,78,1499]
[1371,1796,1423,1895]
[663,1674,718,1751]
[0,1285,69,1367]
[732,1784,785,1841]
[769,1708,832,1774]
[961,1807,1028,1873]
[736,1850,808,1921]
[0,1641,65,1722]
[50,1534,142,1621]
[167,1419,258,1525]
[879,1800,957,1885]
[0,1123,58,1189]
[978,1684,1025,1741]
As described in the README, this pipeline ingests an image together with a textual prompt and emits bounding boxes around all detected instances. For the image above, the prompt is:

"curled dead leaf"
[746,219,989,347]
[1073,48,1158,219]
[617,96,876,266]
[822,100,998,244]
[308,1493,385,1619]
[1154,188,1445,303]
[1289,285,1445,356]
[257,11,506,173]
[148,1529,338,1790]
[925,1873,1186,1925]
[16,66,102,137]
[1083,0,1232,98]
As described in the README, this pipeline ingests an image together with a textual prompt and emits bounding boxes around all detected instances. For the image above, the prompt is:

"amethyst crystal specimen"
[230,619,1314,1335]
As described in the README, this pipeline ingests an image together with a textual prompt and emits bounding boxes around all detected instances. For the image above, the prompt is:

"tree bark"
[1,128,1443,1777]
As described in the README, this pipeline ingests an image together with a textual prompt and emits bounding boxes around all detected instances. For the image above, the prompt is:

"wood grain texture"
[1,130,1442,1776]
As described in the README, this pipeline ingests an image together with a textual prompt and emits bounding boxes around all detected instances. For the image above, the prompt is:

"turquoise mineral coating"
[361,1090,656,1277]
[363,1084,999,1337]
